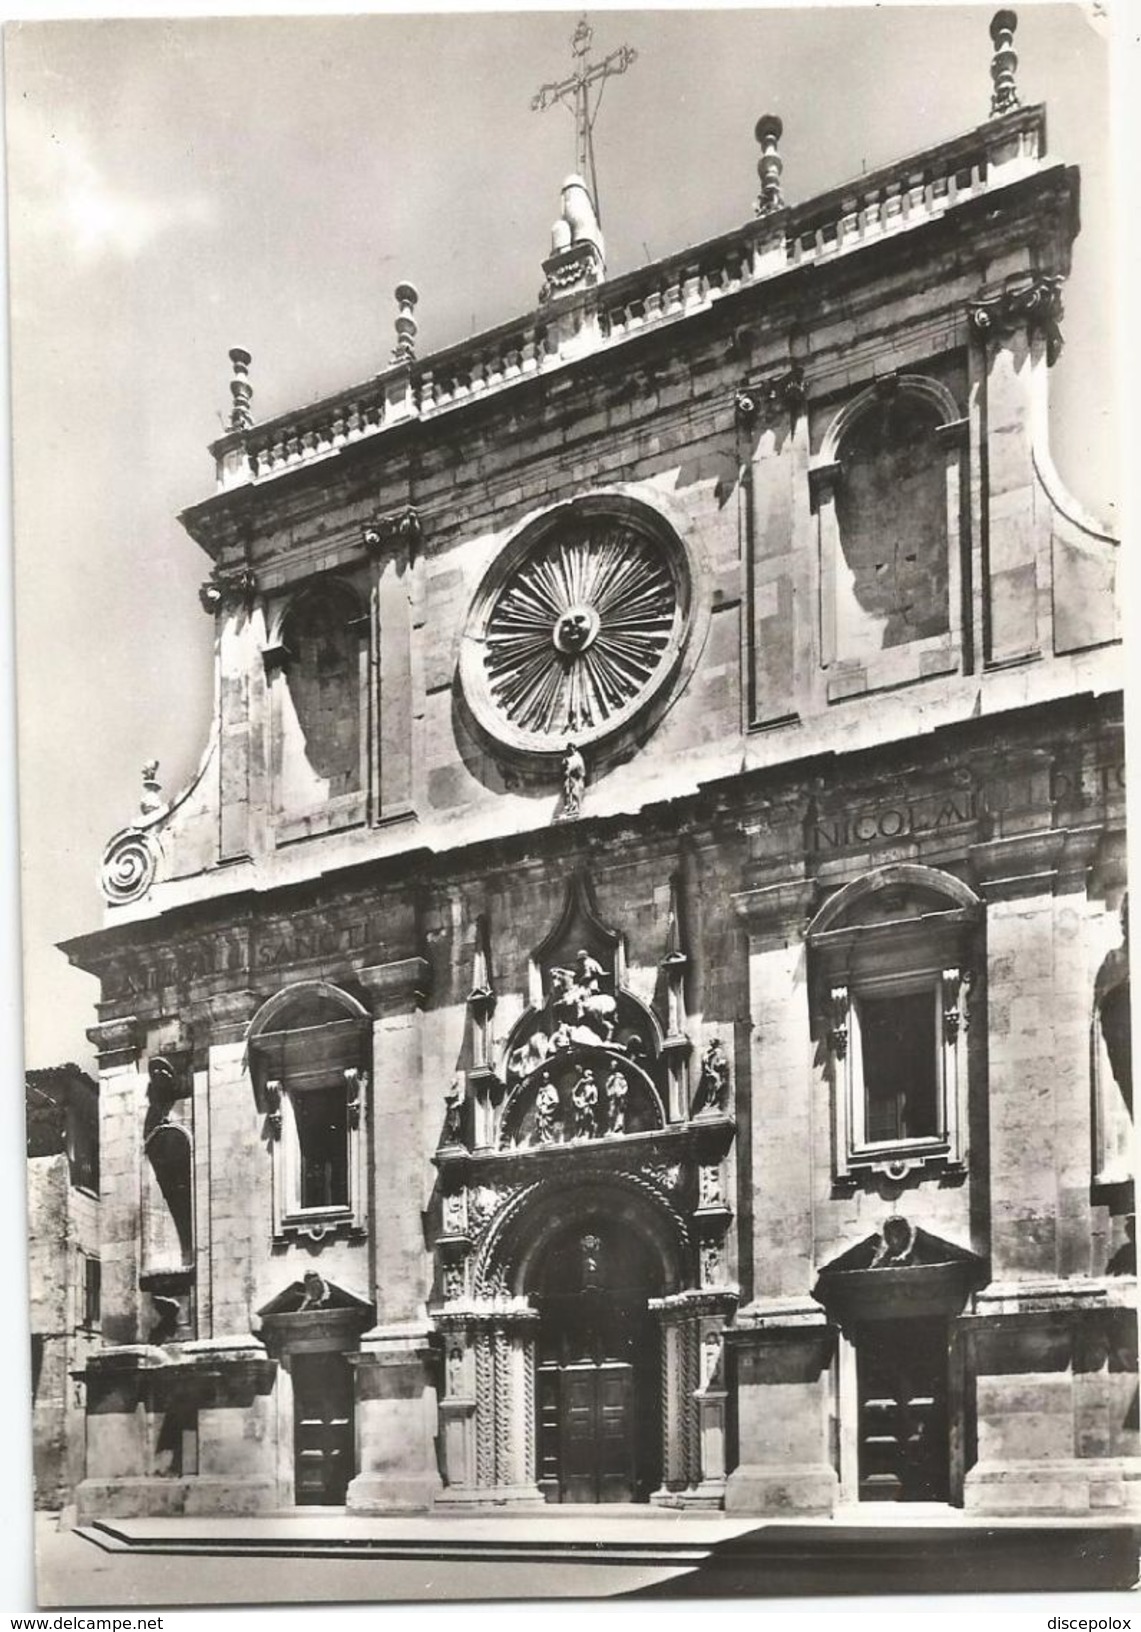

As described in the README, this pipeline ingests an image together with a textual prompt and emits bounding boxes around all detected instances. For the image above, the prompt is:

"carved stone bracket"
[363,506,422,557]
[198,564,257,615]
[344,1068,367,1130]
[942,967,972,1046]
[735,365,806,427]
[827,985,850,1059]
[969,274,1065,366]
[264,1079,283,1138]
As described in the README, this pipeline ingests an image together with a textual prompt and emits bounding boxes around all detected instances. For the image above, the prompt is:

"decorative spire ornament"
[532,13,636,227]
[392,282,419,365]
[227,348,253,431]
[989,10,1020,117]
[754,114,784,216]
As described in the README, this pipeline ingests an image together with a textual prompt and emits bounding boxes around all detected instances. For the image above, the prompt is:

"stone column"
[724,881,839,1515]
[970,276,1059,668]
[732,881,818,1302]
[365,510,417,821]
[434,1309,542,1508]
[201,992,263,1340]
[217,587,261,863]
[346,955,441,1512]
[739,376,810,728]
[724,1309,839,1515]
[964,828,1141,1516]
[87,1017,145,1346]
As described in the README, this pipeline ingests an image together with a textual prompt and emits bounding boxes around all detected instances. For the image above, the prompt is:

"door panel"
[292,1350,354,1506]
[857,1318,948,1502]
[554,1362,635,1503]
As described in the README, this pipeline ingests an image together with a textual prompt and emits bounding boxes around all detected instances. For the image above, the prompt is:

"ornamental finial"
[139,760,163,815]
[989,10,1019,117]
[392,282,419,365]
[754,114,784,217]
[227,348,253,431]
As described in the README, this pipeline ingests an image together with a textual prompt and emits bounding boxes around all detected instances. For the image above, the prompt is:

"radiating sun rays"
[483,525,676,737]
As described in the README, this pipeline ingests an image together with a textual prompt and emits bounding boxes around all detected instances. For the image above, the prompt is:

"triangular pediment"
[817,1222,984,1278]
[256,1272,373,1320]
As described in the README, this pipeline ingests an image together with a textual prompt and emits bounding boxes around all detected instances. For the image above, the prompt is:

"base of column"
[433,1483,546,1511]
[346,1471,442,1514]
[723,1462,839,1516]
[76,1476,279,1521]
[964,1457,1141,1518]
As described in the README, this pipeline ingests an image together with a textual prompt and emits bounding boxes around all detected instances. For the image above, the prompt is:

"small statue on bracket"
[441,1078,465,1147]
[691,1037,731,1117]
[571,1066,599,1139]
[605,1065,628,1135]
[561,740,586,818]
[533,1072,561,1145]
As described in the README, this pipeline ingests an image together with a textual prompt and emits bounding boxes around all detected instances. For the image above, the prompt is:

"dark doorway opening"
[291,1350,354,1505]
[534,1219,662,1503]
[857,1316,949,1502]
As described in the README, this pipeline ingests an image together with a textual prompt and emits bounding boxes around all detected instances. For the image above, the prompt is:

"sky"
[3,1,1121,1075]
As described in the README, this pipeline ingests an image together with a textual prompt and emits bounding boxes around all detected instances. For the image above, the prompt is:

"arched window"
[268,581,368,839]
[807,864,982,1180]
[247,982,371,1242]
[811,375,967,699]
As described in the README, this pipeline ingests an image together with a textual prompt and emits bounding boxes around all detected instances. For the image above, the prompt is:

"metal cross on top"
[531,13,637,223]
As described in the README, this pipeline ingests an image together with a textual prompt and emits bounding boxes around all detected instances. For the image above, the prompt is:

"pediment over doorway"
[257,1273,373,1319]
[255,1273,375,1355]
[812,1218,986,1322]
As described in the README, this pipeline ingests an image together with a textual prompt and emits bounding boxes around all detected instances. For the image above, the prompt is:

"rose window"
[461,505,692,755]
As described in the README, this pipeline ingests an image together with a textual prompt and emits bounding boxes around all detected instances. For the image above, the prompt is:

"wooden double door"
[291,1350,354,1505]
[856,1317,949,1502]
[533,1222,662,1504]
[539,1360,638,1504]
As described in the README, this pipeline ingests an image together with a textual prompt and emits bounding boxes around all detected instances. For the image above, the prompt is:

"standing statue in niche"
[605,1066,629,1135]
[692,1038,731,1117]
[442,1078,465,1147]
[561,741,586,818]
[571,1067,599,1139]
[533,1073,561,1146]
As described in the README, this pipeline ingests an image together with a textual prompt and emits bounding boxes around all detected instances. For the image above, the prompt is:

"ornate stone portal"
[432,874,737,1507]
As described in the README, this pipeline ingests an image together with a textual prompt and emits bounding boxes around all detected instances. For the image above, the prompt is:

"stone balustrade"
[212,107,1045,493]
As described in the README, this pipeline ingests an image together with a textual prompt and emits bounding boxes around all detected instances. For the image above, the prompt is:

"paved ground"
[33,1513,695,1606]
[27,1507,1141,1610]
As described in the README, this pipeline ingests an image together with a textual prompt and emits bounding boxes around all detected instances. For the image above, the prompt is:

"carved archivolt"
[461,495,698,757]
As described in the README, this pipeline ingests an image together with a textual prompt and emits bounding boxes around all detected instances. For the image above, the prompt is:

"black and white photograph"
[3,0,1137,1614]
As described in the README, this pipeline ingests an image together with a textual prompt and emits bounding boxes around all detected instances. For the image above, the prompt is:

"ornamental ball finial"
[989,10,1020,117]
[990,9,1018,47]
[392,282,419,365]
[227,347,253,432]
[754,112,784,218]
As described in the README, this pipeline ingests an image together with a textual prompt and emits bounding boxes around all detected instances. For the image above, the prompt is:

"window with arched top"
[810,374,968,701]
[267,580,369,841]
[247,982,371,1242]
[807,864,982,1180]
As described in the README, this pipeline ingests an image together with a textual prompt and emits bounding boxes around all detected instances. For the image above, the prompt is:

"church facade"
[63,16,1135,1521]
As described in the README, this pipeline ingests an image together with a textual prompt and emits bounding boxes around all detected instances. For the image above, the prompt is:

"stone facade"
[27,1065,101,1509]
[62,54,1134,1522]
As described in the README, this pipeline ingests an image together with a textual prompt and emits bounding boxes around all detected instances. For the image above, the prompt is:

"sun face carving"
[462,501,693,756]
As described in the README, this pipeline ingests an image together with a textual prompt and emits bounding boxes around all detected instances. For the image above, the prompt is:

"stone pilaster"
[732,881,817,1303]
[88,1017,145,1346]
[359,957,431,1324]
[737,369,810,729]
[723,1305,839,1515]
[346,1325,442,1513]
